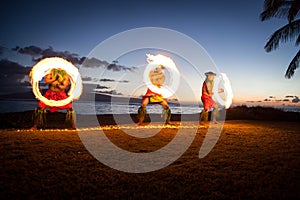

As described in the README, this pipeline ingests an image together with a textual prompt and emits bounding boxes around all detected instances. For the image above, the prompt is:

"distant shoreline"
[0,99,300,115]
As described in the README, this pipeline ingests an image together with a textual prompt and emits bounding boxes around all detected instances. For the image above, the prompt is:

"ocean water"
[0,100,202,114]
[76,101,202,115]
[0,100,299,114]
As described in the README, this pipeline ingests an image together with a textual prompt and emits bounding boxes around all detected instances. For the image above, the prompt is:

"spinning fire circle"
[30,57,82,107]
[143,54,180,98]
[213,73,233,109]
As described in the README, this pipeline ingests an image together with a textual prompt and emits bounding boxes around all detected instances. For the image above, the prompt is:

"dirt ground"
[0,120,299,199]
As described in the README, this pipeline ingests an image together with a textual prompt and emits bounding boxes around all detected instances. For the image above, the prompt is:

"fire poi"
[29,57,82,129]
[213,73,233,109]
[137,54,180,125]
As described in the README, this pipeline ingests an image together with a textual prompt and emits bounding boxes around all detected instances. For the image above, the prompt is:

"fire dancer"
[30,68,76,129]
[200,71,224,124]
[137,65,171,125]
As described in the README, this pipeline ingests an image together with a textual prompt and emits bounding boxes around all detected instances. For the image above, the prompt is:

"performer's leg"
[199,109,209,125]
[137,98,149,125]
[212,104,218,123]
[30,107,46,130]
[141,97,149,108]
[160,99,168,109]
[66,108,76,129]
[161,100,171,124]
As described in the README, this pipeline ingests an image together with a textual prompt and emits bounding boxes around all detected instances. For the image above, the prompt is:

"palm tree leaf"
[288,0,300,22]
[296,34,300,45]
[260,0,300,21]
[261,7,290,21]
[265,19,300,52]
[260,0,287,21]
[285,50,300,78]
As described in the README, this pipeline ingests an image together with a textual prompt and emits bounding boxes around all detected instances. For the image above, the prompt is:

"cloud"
[99,78,115,82]
[261,95,299,104]
[82,58,136,72]
[285,95,295,98]
[0,59,29,82]
[292,97,299,103]
[0,46,6,55]
[107,63,137,72]
[93,85,110,93]
[99,78,129,83]
[96,85,110,89]
[12,45,42,57]
[82,76,130,84]
[95,90,123,95]
[12,45,83,65]
[82,76,93,81]
[19,75,31,87]
[0,59,31,94]
[119,80,129,83]
[12,45,136,72]
[82,57,109,68]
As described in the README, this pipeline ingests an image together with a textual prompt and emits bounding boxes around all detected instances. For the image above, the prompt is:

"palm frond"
[288,0,300,22]
[260,0,300,21]
[261,7,290,21]
[260,0,286,21]
[296,34,300,45]
[265,19,300,52]
[285,50,300,78]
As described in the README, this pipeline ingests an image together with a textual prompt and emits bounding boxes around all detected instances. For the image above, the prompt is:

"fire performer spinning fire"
[30,68,76,129]
[200,71,224,124]
[29,57,82,130]
[137,65,171,125]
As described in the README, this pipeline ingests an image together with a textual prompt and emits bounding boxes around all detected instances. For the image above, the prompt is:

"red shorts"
[38,89,72,112]
[201,94,216,110]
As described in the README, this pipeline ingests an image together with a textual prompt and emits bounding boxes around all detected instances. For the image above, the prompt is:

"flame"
[144,54,180,98]
[30,57,82,107]
[213,73,233,109]
[16,123,204,132]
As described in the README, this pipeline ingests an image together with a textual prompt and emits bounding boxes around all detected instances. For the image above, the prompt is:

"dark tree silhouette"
[260,0,300,78]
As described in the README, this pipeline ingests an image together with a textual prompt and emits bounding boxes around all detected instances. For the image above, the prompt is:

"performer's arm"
[56,74,70,90]
[44,73,56,84]
[155,73,165,87]
[149,71,155,84]
[206,82,214,96]
[160,73,165,86]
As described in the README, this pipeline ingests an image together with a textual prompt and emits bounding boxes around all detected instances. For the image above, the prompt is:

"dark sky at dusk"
[0,0,299,105]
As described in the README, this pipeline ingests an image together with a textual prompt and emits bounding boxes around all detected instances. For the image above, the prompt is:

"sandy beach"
[0,119,299,199]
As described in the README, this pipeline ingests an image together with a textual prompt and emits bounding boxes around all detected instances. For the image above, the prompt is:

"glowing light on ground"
[213,73,233,109]
[143,54,180,98]
[30,57,82,107]
[17,123,213,132]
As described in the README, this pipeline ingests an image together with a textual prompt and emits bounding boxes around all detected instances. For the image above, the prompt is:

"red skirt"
[38,89,72,112]
[142,88,166,103]
[201,94,216,110]
[143,88,162,98]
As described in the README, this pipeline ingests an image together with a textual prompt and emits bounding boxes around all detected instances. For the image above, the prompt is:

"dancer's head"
[205,71,216,81]
[155,65,163,73]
